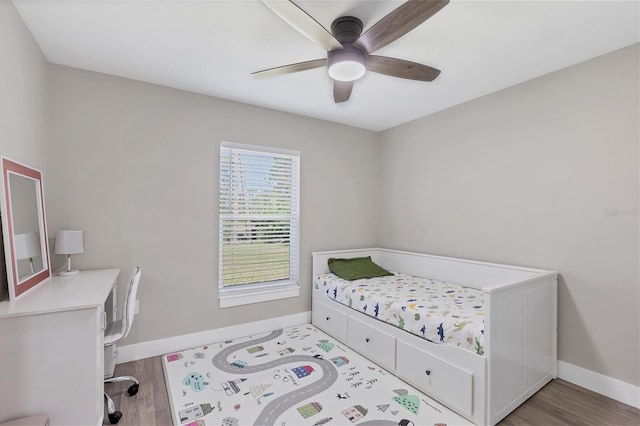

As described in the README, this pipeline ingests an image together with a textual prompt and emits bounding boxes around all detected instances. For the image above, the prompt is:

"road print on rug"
[163,324,472,426]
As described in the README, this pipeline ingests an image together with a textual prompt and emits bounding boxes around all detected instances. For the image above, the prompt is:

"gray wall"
[0,2,48,169]
[379,44,639,387]
[46,65,380,345]
[0,2,49,301]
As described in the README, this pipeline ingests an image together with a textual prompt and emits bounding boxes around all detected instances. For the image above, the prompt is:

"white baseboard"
[118,317,639,410]
[117,311,311,364]
[558,360,640,409]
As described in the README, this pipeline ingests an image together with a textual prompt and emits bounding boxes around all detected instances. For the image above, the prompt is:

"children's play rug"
[163,324,472,426]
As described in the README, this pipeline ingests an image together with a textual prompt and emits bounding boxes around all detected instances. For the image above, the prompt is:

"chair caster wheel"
[108,411,122,424]
[127,383,139,396]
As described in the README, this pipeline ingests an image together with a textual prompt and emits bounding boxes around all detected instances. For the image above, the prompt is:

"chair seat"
[104,319,125,345]
[0,416,49,426]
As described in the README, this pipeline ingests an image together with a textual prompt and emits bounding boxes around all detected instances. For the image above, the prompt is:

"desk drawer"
[312,299,348,342]
[347,316,395,370]
[397,340,473,417]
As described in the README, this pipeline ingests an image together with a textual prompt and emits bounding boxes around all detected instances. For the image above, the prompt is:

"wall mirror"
[0,157,50,300]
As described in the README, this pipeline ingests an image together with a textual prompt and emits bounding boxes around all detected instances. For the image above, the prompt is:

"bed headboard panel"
[312,248,556,292]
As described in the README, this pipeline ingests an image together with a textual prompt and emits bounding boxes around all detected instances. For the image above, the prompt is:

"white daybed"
[312,248,558,426]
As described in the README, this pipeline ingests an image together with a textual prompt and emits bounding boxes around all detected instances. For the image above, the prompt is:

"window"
[218,141,300,307]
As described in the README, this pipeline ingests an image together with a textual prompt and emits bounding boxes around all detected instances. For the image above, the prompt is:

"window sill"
[219,281,300,308]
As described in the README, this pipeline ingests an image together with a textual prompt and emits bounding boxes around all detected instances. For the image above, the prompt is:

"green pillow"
[328,256,393,281]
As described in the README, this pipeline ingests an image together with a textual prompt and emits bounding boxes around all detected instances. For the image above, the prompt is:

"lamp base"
[59,270,79,277]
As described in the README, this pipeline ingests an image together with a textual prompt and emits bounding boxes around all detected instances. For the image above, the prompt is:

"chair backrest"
[121,267,142,341]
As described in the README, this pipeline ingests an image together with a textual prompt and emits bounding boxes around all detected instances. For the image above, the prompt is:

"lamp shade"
[55,230,84,255]
[15,231,41,260]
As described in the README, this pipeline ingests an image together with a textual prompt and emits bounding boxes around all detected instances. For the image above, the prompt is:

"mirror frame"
[0,157,51,300]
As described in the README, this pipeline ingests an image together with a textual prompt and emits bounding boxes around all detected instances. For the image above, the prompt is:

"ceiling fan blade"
[368,56,441,81]
[252,59,328,78]
[353,0,449,54]
[261,1,343,52]
[334,81,353,103]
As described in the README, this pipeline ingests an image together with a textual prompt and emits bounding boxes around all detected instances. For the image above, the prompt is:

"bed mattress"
[315,273,485,354]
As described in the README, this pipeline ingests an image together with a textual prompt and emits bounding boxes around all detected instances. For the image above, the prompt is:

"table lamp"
[55,229,84,276]
[15,231,41,274]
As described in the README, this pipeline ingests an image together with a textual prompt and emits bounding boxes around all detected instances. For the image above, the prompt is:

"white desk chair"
[103,267,141,424]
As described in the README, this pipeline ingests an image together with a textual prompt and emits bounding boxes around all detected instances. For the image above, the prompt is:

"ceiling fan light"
[328,60,366,82]
[328,47,367,82]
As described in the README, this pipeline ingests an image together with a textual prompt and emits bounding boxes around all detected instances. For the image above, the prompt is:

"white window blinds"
[219,143,300,289]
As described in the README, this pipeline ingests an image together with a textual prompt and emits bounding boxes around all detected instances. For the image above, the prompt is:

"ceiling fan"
[252,0,449,103]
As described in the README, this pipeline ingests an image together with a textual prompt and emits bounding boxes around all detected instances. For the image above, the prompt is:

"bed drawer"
[312,299,348,342]
[347,316,396,370]
[397,340,473,418]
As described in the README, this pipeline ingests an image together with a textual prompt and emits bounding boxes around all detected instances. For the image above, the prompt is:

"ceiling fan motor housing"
[331,16,363,44]
[328,16,367,82]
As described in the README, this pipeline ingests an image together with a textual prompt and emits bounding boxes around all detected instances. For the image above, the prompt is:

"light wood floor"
[104,356,639,425]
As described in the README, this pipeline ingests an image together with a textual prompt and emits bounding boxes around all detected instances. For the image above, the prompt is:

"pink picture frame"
[0,157,51,300]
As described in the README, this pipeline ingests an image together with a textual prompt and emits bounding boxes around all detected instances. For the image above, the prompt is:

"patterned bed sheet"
[315,273,485,355]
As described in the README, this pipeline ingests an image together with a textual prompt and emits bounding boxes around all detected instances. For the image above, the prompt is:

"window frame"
[218,141,300,308]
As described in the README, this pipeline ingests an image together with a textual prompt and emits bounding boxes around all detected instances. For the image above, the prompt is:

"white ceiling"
[14,0,640,132]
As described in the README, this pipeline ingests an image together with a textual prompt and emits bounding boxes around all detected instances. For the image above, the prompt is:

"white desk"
[0,269,120,426]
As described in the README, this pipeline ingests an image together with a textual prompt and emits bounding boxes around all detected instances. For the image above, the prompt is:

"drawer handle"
[425,369,431,376]
[365,338,370,343]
